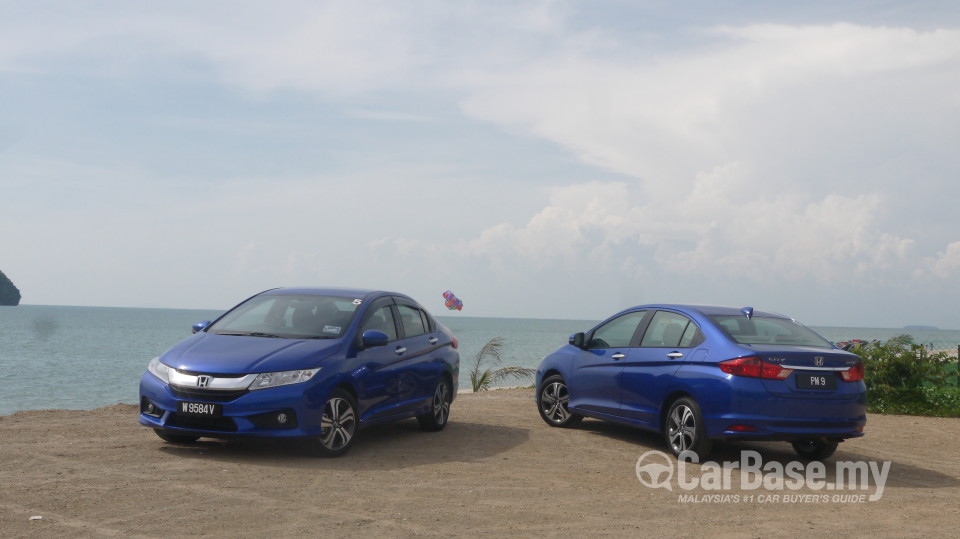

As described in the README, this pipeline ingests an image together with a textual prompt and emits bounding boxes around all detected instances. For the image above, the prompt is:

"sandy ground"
[1,389,959,538]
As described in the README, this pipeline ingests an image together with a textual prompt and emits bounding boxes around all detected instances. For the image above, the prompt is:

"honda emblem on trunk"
[814,357,824,367]
[197,375,213,388]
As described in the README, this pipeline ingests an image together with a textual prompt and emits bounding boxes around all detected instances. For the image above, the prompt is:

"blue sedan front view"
[535,305,866,460]
[139,287,459,457]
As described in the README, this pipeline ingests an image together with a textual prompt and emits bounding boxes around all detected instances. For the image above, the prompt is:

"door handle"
[429,337,439,345]
[667,352,684,359]
[611,353,626,360]
[395,347,407,355]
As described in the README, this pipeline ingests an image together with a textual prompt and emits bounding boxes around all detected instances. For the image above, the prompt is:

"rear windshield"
[209,294,361,339]
[708,315,831,347]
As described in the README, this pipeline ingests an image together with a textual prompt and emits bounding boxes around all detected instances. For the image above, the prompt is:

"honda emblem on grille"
[196,375,213,388]
[814,357,824,367]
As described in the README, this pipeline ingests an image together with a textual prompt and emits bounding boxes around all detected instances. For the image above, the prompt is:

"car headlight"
[248,368,321,391]
[148,357,172,384]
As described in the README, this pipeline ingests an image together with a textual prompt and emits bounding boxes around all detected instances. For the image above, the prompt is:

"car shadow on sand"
[156,418,530,471]
[573,418,960,489]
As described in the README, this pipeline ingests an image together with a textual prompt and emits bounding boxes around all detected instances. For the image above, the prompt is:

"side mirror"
[569,332,585,348]
[361,329,389,348]
[192,320,211,334]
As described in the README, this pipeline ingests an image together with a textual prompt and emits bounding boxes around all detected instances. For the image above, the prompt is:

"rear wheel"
[792,438,839,460]
[537,375,583,427]
[308,389,358,458]
[663,397,712,459]
[418,377,453,432]
[154,430,200,444]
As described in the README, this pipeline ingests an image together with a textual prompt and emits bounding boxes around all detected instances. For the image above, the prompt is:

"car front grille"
[171,386,249,402]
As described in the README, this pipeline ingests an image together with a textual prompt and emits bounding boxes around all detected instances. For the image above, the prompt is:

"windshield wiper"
[214,331,284,338]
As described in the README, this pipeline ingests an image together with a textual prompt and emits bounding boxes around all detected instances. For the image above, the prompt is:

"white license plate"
[179,401,222,417]
[796,373,838,390]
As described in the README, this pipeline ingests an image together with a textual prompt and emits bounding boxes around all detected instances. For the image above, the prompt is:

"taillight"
[451,336,459,350]
[719,356,793,380]
[840,362,864,382]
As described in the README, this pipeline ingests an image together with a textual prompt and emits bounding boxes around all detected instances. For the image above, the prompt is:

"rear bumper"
[699,379,867,441]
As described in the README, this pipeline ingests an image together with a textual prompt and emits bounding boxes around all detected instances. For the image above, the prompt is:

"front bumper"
[138,372,327,439]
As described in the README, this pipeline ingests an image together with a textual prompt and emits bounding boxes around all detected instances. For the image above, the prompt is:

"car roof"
[259,287,408,300]
[632,304,792,319]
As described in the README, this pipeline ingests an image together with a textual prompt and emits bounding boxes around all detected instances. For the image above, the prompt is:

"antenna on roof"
[741,306,754,319]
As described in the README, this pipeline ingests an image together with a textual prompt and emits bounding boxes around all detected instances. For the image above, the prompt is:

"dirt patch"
[2,389,959,537]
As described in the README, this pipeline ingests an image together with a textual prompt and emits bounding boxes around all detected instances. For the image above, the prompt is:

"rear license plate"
[179,401,222,417]
[796,373,838,390]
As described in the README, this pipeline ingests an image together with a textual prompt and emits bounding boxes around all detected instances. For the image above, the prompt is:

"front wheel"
[418,377,452,432]
[307,388,358,458]
[792,439,838,461]
[663,397,712,459]
[537,375,583,428]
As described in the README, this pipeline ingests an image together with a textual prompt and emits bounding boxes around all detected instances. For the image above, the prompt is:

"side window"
[588,311,647,349]
[419,309,434,332]
[396,304,428,338]
[360,304,398,341]
[640,311,696,348]
[679,323,700,347]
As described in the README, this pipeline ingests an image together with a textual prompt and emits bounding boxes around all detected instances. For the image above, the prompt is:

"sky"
[2,1,960,328]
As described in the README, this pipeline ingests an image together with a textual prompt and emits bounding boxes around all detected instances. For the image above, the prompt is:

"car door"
[353,297,406,421]
[568,310,649,417]
[393,300,441,411]
[619,310,702,426]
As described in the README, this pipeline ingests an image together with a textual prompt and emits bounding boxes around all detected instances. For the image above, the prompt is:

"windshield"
[209,294,361,339]
[708,315,832,347]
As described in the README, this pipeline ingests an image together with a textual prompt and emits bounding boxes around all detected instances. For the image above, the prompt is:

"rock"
[0,270,21,306]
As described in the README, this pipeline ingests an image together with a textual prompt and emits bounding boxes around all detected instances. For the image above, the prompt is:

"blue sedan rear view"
[139,287,459,457]
[535,305,866,460]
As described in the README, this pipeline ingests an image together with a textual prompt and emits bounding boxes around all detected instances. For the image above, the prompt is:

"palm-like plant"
[468,337,535,392]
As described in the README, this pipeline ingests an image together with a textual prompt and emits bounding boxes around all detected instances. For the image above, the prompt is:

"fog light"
[141,398,163,418]
[277,413,287,425]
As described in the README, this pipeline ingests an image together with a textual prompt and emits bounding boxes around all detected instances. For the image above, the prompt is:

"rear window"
[708,315,831,347]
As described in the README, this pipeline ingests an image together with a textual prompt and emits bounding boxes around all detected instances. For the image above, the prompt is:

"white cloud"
[458,23,960,200]
[920,242,960,279]
[3,4,960,326]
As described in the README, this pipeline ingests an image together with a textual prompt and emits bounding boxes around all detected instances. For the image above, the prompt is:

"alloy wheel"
[319,397,356,451]
[540,380,572,424]
[667,404,697,453]
[433,382,450,426]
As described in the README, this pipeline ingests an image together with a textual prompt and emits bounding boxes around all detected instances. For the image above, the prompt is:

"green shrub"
[849,335,959,417]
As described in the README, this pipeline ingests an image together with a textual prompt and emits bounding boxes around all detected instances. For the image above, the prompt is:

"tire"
[663,397,712,459]
[537,375,583,428]
[154,429,200,444]
[792,439,839,461]
[418,376,453,432]
[308,388,359,458]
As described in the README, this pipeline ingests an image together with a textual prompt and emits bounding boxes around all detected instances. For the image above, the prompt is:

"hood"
[159,332,343,374]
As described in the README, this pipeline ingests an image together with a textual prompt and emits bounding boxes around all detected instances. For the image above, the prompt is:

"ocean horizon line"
[7,303,957,332]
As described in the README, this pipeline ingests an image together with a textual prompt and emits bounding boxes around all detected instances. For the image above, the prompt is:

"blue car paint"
[139,287,459,441]
[536,304,866,443]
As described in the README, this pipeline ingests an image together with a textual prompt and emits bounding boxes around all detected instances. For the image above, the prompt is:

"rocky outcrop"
[0,270,21,306]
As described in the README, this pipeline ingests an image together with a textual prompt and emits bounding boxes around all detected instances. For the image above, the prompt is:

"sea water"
[1,305,958,415]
